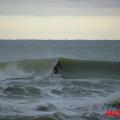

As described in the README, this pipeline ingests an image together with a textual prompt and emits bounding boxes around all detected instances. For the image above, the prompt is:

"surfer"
[53,60,62,74]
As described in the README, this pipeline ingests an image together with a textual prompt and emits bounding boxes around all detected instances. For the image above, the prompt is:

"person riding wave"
[53,60,62,74]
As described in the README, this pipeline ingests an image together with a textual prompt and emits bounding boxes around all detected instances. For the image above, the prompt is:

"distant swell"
[0,57,120,79]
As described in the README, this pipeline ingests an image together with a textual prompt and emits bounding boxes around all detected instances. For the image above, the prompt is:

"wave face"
[0,57,120,79]
[57,58,120,79]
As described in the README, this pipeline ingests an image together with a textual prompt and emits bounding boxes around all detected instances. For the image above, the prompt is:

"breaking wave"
[0,57,120,79]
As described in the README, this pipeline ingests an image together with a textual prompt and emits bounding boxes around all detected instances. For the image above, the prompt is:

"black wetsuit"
[54,61,62,74]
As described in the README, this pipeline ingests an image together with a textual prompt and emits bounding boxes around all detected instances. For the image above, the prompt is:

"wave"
[0,57,120,79]
[57,58,120,79]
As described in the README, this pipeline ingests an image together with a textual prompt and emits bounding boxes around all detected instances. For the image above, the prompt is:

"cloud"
[0,0,120,16]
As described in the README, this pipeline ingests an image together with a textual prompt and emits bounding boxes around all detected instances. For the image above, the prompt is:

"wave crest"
[0,57,120,79]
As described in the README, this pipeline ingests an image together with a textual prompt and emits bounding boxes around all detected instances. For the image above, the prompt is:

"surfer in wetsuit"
[53,60,62,74]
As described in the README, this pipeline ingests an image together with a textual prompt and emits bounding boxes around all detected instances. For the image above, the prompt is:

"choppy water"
[0,40,120,120]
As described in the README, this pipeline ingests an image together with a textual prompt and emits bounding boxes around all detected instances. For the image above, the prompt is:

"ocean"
[0,40,120,120]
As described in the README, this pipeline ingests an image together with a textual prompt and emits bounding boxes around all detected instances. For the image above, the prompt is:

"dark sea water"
[0,40,120,120]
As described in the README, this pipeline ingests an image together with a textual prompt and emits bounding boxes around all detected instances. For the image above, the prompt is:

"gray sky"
[0,0,120,16]
[0,0,120,39]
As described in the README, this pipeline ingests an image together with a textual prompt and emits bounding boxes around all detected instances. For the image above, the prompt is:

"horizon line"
[0,39,120,41]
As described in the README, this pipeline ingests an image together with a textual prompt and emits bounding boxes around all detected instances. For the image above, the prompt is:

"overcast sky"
[0,0,120,16]
[0,0,120,39]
